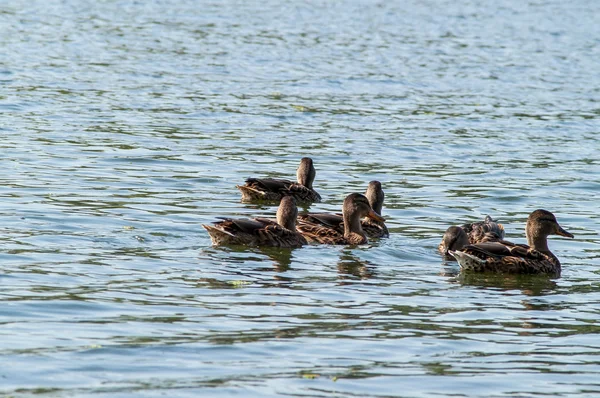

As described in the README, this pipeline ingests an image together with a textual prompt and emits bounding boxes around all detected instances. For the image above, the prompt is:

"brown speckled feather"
[461,216,505,244]
[362,218,389,238]
[296,221,368,245]
[203,218,307,248]
[297,212,388,239]
[298,213,344,229]
[456,241,560,275]
[439,216,504,257]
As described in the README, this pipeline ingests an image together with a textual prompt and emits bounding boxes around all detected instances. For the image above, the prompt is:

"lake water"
[1,0,600,396]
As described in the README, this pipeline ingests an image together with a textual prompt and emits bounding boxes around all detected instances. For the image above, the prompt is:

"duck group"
[203,157,574,277]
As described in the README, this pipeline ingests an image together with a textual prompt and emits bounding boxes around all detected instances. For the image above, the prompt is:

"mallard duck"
[297,193,385,245]
[363,180,389,238]
[297,181,389,238]
[449,209,574,276]
[203,196,307,248]
[236,157,321,203]
[439,215,505,256]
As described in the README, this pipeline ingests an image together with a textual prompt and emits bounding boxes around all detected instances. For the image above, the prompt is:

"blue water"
[1,0,600,396]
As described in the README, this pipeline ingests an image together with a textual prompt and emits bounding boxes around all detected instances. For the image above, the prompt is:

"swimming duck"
[439,215,505,256]
[449,209,573,276]
[363,180,389,238]
[297,193,385,245]
[236,157,321,203]
[298,181,389,238]
[203,196,307,248]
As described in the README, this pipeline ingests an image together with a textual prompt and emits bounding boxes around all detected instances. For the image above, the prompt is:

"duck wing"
[296,220,345,244]
[281,183,321,202]
[298,212,343,230]
[457,240,555,274]
[245,177,294,193]
[216,217,274,235]
[461,241,532,259]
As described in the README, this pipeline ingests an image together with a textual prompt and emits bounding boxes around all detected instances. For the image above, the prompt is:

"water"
[1,0,600,396]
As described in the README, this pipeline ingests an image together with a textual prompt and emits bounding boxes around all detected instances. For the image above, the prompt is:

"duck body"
[203,196,307,248]
[449,209,573,276]
[298,212,388,239]
[296,222,369,245]
[297,192,385,245]
[450,240,561,275]
[439,215,504,256]
[237,177,321,203]
[362,217,389,238]
[236,157,321,203]
[203,218,306,248]
[297,181,388,238]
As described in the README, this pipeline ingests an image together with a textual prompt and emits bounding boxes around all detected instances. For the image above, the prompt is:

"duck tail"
[236,185,265,201]
[448,250,486,271]
[202,224,234,245]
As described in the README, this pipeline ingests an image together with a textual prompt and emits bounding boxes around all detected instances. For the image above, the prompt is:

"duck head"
[526,209,573,252]
[342,193,385,238]
[439,226,470,255]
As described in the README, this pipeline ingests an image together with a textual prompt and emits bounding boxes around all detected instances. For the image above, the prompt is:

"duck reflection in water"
[337,251,377,281]
[255,246,294,273]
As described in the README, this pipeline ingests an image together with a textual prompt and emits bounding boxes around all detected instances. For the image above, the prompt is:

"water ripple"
[1,0,600,396]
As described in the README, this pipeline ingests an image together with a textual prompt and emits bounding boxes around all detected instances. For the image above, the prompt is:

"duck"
[236,157,321,203]
[362,180,389,238]
[298,181,389,238]
[439,215,505,257]
[449,209,573,276]
[297,193,385,245]
[203,196,307,248]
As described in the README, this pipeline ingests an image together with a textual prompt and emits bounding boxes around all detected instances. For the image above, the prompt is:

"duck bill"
[556,225,574,238]
[366,209,385,223]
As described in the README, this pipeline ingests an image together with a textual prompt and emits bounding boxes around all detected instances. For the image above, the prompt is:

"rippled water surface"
[2,0,600,396]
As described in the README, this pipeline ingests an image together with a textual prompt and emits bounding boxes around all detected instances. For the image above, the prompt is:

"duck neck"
[371,202,382,216]
[277,211,297,232]
[527,233,550,254]
[365,190,383,215]
[299,173,314,189]
[282,219,296,232]
[297,166,315,189]
[344,211,365,239]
